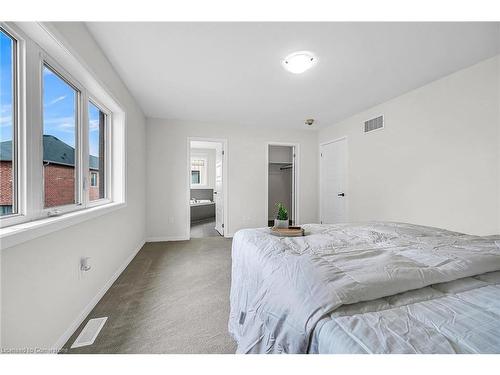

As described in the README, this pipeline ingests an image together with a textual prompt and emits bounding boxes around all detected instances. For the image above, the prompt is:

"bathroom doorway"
[188,138,227,238]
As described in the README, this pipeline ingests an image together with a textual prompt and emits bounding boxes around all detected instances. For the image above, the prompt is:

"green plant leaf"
[275,202,288,220]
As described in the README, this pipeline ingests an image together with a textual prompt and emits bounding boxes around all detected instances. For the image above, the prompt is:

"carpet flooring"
[190,219,221,238]
[62,237,237,354]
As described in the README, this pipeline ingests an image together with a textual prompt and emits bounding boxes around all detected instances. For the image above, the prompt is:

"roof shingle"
[0,135,99,169]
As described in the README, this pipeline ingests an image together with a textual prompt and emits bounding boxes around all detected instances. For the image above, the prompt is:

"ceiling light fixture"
[282,51,317,74]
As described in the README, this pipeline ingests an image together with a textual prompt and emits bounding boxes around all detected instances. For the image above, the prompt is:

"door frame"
[319,136,348,224]
[186,137,229,239]
[265,141,300,226]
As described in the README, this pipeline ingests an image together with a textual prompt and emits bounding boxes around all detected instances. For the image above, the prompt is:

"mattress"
[310,271,500,353]
[228,222,500,354]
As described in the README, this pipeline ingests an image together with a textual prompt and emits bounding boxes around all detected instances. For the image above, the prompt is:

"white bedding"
[228,222,500,354]
[310,271,500,353]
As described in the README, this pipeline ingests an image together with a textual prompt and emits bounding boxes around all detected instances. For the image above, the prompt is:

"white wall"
[0,23,146,350]
[190,148,216,189]
[319,55,500,236]
[146,119,318,240]
[269,145,293,163]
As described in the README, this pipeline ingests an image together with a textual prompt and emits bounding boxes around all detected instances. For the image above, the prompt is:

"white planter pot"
[274,219,289,228]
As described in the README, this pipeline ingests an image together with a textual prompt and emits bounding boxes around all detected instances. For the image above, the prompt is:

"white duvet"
[228,222,500,354]
[310,271,500,353]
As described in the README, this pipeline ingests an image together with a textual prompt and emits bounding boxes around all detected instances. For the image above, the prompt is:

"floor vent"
[71,317,108,348]
[364,115,384,133]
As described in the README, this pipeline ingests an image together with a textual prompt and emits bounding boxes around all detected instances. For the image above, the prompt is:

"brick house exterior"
[43,163,77,207]
[0,160,13,212]
[89,173,101,201]
[0,135,101,213]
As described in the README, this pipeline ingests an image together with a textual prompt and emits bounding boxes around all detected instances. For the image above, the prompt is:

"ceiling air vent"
[364,115,384,133]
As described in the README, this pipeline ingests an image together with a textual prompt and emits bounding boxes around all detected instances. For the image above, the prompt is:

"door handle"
[213,191,217,195]
[337,193,345,197]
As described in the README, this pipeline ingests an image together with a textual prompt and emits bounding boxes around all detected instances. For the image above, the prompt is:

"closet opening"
[266,143,298,227]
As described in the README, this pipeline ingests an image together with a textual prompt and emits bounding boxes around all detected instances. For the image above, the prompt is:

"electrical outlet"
[79,257,92,280]
[81,257,91,272]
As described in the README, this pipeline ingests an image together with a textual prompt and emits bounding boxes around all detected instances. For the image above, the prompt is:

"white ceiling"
[86,22,500,129]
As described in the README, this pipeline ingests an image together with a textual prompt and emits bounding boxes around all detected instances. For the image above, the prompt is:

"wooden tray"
[270,226,305,237]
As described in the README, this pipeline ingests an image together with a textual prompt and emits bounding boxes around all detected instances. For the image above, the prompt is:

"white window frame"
[40,56,84,216]
[0,23,26,227]
[86,97,112,208]
[0,22,126,247]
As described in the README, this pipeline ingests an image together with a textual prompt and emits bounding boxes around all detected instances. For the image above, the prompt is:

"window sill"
[0,202,126,251]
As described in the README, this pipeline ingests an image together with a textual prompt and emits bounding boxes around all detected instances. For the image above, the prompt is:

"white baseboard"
[147,234,233,242]
[146,236,189,242]
[53,238,146,352]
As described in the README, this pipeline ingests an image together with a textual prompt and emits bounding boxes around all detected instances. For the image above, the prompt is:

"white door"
[320,138,347,224]
[214,145,224,235]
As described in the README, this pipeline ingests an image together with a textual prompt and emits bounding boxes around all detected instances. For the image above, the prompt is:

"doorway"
[320,137,348,224]
[267,143,298,227]
[188,139,227,238]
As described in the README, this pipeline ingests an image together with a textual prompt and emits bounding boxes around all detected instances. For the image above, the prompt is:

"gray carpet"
[190,219,221,238]
[62,238,237,353]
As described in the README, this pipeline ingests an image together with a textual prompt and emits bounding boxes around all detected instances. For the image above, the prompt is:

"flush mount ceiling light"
[282,51,317,74]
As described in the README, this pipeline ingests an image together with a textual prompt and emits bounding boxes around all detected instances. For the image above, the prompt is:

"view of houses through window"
[88,101,106,201]
[42,64,79,208]
[0,29,16,216]
[0,30,108,218]
[41,67,108,208]
[0,24,117,227]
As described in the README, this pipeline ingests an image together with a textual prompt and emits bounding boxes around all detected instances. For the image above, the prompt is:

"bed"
[228,222,500,354]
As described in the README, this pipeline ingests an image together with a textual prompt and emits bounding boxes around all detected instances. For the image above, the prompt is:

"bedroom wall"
[318,55,500,236]
[146,119,318,240]
[1,23,146,350]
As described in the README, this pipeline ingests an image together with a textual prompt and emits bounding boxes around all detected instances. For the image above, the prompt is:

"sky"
[0,30,101,158]
[0,30,13,146]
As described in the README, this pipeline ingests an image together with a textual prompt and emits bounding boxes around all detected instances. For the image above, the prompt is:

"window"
[42,64,79,208]
[0,28,17,217]
[191,170,200,184]
[88,101,106,201]
[90,172,97,187]
[0,205,12,215]
[0,22,124,234]
[190,158,206,186]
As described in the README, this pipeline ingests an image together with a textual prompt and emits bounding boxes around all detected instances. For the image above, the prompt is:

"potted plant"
[274,203,289,228]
